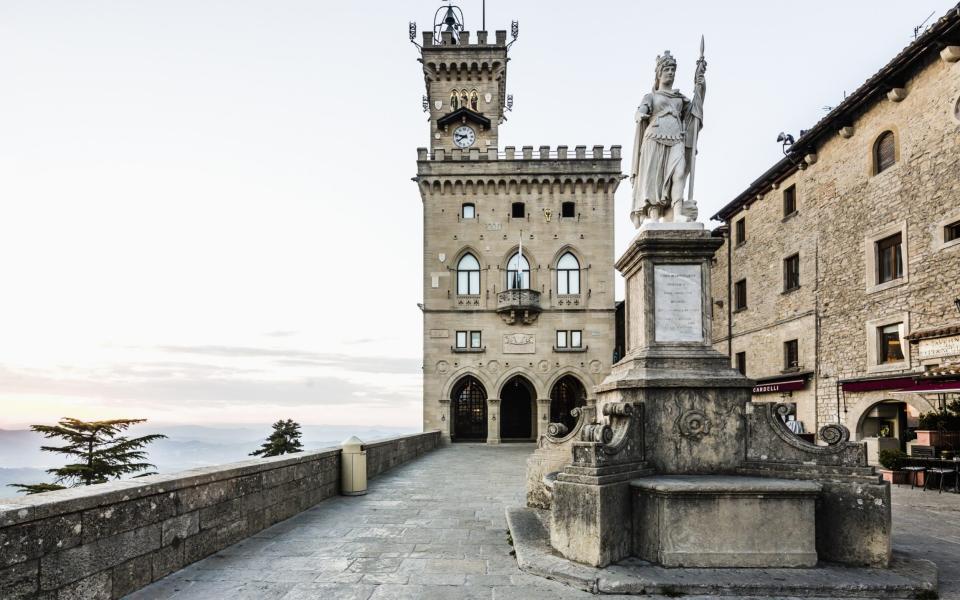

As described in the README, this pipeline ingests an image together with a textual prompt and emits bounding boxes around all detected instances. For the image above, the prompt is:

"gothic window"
[506,252,530,290]
[470,90,479,111]
[457,253,481,295]
[557,252,580,295]
[874,131,896,174]
[450,90,460,110]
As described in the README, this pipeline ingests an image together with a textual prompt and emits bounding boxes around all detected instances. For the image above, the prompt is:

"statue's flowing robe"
[631,83,705,219]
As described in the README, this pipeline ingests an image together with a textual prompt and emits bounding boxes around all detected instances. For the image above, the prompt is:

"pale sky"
[0,0,955,429]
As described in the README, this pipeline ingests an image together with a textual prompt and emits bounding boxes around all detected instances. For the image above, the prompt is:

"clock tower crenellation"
[418,29,510,152]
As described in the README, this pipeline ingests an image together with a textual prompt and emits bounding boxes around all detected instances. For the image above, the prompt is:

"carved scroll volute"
[543,405,597,445]
[819,423,850,446]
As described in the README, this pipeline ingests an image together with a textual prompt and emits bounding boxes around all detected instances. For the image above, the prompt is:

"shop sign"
[753,379,806,394]
[918,335,960,360]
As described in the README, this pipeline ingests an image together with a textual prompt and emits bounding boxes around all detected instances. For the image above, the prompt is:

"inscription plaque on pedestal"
[654,264,703,342]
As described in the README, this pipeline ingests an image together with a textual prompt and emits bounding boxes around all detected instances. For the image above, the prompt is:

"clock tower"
[413,5,622,447]
[417,7,510,152]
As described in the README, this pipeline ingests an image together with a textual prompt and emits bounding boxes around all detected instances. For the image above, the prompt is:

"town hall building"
[411,7,622,444]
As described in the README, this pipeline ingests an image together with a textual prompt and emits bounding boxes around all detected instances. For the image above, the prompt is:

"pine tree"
[250,419,304,457]
[9,418,166,494]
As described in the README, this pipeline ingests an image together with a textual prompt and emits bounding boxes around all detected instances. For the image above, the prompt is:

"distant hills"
[0,424,416,494]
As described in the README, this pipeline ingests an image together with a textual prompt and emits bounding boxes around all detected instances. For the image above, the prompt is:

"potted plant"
[878,448,907,484]
[915,400,960,447]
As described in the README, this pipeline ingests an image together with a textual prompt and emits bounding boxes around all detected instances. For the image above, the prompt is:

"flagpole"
[519,228,523,289]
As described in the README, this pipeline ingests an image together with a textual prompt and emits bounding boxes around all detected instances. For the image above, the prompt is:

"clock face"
[453,126,476,148]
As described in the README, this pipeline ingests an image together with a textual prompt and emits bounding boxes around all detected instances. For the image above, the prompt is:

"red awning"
[890,381,960,395]
[841,377,915,393]
[753,379,807,394]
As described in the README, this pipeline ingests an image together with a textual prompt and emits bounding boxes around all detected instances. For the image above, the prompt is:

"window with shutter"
[874,131,896,174]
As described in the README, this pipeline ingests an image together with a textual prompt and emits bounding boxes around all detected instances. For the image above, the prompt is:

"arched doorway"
[857,400,908,451]
[550,375,587,431]
[452,376,487,442]
[501,375,535,440]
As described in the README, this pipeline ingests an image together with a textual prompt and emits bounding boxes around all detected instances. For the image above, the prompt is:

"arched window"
[506,252,530,290]
[557,252,580,295]
[470,90,479,111]
[457,253,480,295]
[450,90,460,110]
[874,131,896,174]
[462,203,475,219]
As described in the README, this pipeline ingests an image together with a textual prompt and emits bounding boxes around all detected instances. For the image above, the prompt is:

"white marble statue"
[630,42,706,227]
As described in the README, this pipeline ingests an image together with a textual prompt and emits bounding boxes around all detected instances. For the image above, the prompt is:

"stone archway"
[549,375,588,432]
[500,375,535,441]
[451,376,488,442]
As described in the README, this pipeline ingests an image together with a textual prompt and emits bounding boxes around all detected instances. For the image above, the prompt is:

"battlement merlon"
[420,30,509,48]
[417,145,621,163]
[414,145,624,193]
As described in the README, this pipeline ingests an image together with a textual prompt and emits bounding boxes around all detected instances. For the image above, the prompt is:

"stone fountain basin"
[631,475,821,568]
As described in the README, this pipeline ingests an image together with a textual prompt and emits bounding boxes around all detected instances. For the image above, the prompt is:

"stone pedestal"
[598,227,753,473]
[631,476,820,567]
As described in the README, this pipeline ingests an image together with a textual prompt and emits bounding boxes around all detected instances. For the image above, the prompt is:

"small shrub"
[878,448,905,470]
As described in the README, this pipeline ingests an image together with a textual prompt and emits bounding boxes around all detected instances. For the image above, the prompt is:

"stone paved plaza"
[128,444,960,599]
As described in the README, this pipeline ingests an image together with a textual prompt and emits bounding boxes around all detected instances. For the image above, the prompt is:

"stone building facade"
[710,7,960,460]
[413,21,621,444]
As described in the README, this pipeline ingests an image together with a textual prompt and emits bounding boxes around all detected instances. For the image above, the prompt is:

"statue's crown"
[656,50,676,72]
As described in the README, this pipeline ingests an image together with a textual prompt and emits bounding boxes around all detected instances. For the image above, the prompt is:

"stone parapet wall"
[0,431,440,599]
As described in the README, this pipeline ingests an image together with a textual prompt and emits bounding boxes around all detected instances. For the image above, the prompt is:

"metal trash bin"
[341,436,367,496]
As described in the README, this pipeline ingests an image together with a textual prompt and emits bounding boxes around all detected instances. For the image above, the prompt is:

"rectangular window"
[734,279,747,311]
[783,254,800,291]
[946,220,960,243]
[784,339,799,370]
[735,218,746,245]
[561,201,575,218]
[878,324,904,364]
[735,351,746,375]
[570,330,582,348]
[512,202,525,218]
[556,330,583,349]
[456,331,481,350]
[462,203,475,219]
[783,185,797,216]
[876,232,903,284]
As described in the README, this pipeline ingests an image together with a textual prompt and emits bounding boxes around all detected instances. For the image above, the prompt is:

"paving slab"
[127,444,960,599]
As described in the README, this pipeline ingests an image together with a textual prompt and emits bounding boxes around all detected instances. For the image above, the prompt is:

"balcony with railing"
[497,288,541,325]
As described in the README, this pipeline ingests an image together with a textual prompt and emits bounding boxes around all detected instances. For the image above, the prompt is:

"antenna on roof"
[913,10,935,39]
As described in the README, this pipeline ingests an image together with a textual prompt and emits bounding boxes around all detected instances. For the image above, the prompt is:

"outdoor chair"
[923,462,958,494]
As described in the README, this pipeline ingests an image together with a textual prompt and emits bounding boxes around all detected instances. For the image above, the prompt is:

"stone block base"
[631,475,821,568]
[507,506,937,598]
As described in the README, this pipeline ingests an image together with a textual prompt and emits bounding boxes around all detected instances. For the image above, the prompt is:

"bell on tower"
[433,3,464,44]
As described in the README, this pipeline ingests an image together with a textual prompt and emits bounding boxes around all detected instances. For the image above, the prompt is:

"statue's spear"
[686,35,705,209]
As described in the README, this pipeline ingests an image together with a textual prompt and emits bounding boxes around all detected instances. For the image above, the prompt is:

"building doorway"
[857,400,908,451]
[550,375,587,432]
[452,376,487,442]
[501,375,535,440]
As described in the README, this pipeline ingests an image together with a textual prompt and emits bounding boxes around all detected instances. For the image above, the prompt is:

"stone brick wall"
[711,49,960,434]
[0,431,440,599]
